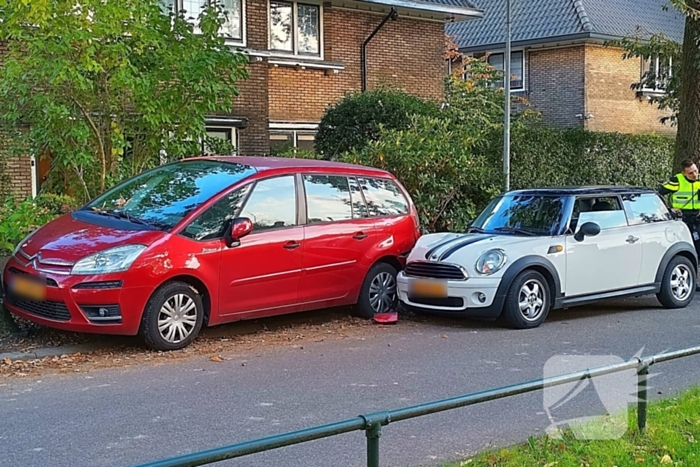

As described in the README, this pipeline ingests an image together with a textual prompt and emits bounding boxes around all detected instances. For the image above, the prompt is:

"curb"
[0,342,110,362]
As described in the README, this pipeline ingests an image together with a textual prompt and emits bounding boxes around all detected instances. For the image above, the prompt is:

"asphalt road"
[2,296,700,467]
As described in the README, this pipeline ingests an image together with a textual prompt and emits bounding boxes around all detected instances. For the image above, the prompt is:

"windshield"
[470,194,568,236]
[83,160,256,230]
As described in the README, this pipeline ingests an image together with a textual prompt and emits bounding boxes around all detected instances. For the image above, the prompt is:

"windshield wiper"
[493,226,537,236]
[466,226,486,233]
[90,207,161,230]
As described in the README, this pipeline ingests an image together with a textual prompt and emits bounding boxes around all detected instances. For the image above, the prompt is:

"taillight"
[411,207,421,241]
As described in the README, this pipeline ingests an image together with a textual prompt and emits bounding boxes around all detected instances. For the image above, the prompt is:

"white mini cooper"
[397,187,698,328]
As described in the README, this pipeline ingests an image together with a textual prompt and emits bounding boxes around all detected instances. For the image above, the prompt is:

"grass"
[443,386,700,467]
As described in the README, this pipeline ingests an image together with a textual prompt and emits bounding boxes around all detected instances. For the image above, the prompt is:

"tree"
[616,0,700,172]
[0,0,249,201]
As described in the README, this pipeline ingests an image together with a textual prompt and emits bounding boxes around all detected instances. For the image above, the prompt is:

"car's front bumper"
[1,256,151,335]
[397,271,503,319]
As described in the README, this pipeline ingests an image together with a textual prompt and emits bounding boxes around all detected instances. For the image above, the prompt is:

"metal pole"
[366,423,381,467]
[637,364,649,432]
[503,0,511,192]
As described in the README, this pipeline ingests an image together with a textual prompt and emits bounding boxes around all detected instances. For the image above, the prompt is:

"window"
[203,126,238,155]
[269,1,321,56]
[303,175,353,223]
[182,184,252,240]
[358,177,409,217]
[622,193,672,225]
[269,130,316,154]
[473,194,567,236]
[641,55,672,93]
[164,0,244,43]
[239,175,297,231]
[570,196,628,232]
[486,50,524,90]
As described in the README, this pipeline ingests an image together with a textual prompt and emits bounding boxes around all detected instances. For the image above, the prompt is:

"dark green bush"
[314,86,440,159]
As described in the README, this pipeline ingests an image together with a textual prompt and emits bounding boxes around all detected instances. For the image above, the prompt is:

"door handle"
[626,235,640,244]
[283,241,301,250]
[352,232,368,240]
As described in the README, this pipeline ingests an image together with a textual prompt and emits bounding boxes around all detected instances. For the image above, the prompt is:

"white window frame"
[269,123,318,152]
[165,0,246,47]
[475,49,526,92]
[203,125,239,155]
[268,0,324,59]
[641,55,672,93]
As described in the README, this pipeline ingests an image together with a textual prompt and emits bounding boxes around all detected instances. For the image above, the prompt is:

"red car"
[2,156,420,350]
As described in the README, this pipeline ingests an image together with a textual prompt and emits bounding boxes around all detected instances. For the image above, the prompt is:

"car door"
[216,174,304,316]
[621,192,676,285]
[298,174,377,305]
[564,195,642,297]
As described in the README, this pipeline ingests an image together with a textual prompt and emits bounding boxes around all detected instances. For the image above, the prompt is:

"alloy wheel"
[670,264,693,301]
[518,279,546,321]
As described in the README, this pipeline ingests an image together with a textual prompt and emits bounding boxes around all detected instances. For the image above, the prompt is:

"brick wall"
[583,44,675,135]
[268,8,446,122]
[526,45,586,129]
[0,156,32,199]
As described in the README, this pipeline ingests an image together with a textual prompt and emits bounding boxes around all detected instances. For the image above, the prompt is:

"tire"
[355,262,398,319]
[656,255,696,309]
[501,269,551,329]
[139,281,205,351]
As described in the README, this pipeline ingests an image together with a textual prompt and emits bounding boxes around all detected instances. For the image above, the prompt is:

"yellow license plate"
[10,276,46,301]
[409,279,447,298]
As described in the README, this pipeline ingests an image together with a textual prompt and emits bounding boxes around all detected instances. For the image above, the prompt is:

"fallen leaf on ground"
[210,356,223,362]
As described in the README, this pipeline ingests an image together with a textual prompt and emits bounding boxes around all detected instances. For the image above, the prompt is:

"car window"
[622,193,672,225]
[572,196,627,231]
[303,175,353,224]
[348,176,369,218]
[239,175,297,231]
[181,184,252,241]
[358,177,409,217]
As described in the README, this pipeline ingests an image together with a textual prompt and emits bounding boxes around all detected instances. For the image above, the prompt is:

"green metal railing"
[135,345,700,467]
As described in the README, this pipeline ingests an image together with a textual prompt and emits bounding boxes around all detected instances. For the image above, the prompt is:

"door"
[565,195,642,297]
[298,174,377,304]
[217,174,304,316]
[621,192,676,285]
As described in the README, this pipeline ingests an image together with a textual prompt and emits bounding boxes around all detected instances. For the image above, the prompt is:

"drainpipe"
[361,7,398,92]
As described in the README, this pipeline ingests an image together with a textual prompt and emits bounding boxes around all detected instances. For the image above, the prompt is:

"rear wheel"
[140,281,204,351]
[657,255,695,308]
[355,263,398,319]
[502,270,551,329]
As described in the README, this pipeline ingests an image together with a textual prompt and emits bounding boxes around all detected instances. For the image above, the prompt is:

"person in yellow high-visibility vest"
[659,159,700,289]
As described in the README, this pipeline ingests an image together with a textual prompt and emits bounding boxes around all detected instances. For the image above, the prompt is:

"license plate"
[409,279,447,297]
[9,276,46,301]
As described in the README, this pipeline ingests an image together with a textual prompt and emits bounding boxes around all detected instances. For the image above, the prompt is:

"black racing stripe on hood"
[424,235,468,260]
[437,235,495,261]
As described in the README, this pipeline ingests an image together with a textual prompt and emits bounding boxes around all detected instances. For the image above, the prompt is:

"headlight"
[13,230,37,257]
[475,249,507,275]
[71,245,147,275]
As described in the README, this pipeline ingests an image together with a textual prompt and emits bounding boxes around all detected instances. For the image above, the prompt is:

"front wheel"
[501,270,551,329]
[355,263,398,319]
[657,255,696,308]
[140,281,205,351]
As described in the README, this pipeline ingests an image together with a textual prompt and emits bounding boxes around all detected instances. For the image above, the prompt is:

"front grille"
[8,267,58,287]
[409,296,464,308]
[405,261,467,280]
[73,281,123,290]
[5,294,71,321]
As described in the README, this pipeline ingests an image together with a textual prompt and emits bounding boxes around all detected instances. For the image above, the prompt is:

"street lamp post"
[503,0,511,192]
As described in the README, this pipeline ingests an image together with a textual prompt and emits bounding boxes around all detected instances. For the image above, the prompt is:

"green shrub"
[315,86,440,159]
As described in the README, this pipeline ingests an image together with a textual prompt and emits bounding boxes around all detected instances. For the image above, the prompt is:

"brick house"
[1,0,483,199]
[446,0,684,134]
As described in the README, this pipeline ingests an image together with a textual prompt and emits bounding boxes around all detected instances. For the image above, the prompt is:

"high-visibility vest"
[664,173,700,210]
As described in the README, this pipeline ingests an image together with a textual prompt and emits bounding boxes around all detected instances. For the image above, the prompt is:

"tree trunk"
[0,256,18,337]
[674,0,700,172]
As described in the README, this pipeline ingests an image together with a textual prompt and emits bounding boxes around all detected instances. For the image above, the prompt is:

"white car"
[397,187,698,328]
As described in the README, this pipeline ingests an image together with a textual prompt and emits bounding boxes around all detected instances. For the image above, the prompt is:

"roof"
[183,155,392,176]
[506,186,658,196]
[447,0,686,51]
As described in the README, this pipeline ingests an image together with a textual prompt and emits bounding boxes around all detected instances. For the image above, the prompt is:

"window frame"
[203,125,239,155]
[234,174,303,234]
[299,173,371,225]
[566,195,630,234]
[268,124,318,154]
[478,49,526,92]
[641,55,672,94]
[267,0,324,59]
[165,0,246,47]
[356,175,411,219]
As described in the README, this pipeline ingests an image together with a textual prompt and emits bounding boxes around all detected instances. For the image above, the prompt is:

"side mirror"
[574,221,601,242]
[223,217,253,248]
